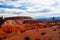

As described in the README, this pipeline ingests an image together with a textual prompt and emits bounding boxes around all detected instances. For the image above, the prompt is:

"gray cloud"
[11,0,18,1]
[39,9,51,13]
[26,9,51,13]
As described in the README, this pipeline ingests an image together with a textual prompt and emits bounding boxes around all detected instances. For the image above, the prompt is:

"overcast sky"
[0,0,60,18]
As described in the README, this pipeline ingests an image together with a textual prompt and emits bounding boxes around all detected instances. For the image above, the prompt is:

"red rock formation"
[0,16,60,40]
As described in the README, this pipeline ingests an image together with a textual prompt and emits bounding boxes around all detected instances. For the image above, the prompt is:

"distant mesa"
[4,16,33,20]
